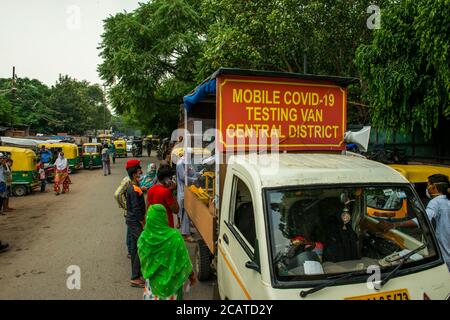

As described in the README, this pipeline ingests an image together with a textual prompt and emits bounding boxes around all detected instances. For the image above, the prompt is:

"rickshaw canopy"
[114,140,126,149]
[38,143,79,159]
[388,164,450,184]
[0,146,37,171]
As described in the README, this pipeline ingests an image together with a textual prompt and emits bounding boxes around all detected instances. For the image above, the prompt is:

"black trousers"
[126,220,143,280]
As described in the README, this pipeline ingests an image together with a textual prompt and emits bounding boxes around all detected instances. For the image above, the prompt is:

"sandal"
[183,235,195,243]
[0,243,10,253]
[130,279,145,288]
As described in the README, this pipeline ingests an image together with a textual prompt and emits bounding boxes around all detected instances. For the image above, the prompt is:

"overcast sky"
[0,0,142,86]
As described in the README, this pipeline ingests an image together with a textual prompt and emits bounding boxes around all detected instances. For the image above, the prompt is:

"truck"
[180,68,450,300]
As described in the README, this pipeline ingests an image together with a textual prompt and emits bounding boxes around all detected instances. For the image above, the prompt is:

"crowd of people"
[114,150,198,300]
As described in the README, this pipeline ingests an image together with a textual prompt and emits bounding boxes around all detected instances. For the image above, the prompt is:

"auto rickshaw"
[131,138,143,157]
[81,143,103,169]
[97,134,111,145]
[0,146,39,197]
[38,143,82,171]
[389,164,450,202]
[366,164,450,221]
[113,139,127,158]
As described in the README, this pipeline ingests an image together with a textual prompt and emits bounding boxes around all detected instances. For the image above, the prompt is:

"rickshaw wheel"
[13,185,28,197]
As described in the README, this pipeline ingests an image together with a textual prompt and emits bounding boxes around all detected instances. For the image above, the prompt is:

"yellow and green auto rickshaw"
[366,164,450,221]
[0,146,39,197]
[113,139,127,158]
[81,143,103,169]
[38,143,82,171]
[97,134,111,145]
[389,164,450,201]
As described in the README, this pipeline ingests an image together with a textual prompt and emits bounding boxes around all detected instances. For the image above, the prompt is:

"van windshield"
[266,185,438,283]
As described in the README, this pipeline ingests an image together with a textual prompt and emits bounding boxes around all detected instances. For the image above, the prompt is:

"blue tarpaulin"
[183,79,216,113]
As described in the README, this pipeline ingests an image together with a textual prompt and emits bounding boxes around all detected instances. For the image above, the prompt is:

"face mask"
[426,185,438,199]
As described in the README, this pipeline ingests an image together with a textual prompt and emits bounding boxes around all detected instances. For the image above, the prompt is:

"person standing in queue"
[114,160,147,259]
[126,162,146,288]
[147,167,180,229]
[138,204,196,300]
[176,151,196,242]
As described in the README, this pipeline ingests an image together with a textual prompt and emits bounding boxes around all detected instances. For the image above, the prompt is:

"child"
[38,162,46,193]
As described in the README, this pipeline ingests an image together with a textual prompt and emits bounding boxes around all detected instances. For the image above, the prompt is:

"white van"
[181,68,450,300]
[214,153,450,300]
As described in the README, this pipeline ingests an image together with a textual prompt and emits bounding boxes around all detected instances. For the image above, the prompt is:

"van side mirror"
[245,238,261,273]
[245,261,261,273]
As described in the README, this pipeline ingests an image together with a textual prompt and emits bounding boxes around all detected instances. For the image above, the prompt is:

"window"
[266,185,437,283]
[232,177,256,249]
[84,146,97,153]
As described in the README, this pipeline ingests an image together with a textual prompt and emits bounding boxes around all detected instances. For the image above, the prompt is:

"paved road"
[0,156,217,300]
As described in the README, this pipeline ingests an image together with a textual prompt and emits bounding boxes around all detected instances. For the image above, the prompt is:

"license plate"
[345,289,410,300]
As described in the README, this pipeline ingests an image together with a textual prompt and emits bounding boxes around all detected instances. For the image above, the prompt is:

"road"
[0,155,217,300]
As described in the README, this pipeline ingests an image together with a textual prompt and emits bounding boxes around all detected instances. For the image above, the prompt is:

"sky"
[0,0,142,86]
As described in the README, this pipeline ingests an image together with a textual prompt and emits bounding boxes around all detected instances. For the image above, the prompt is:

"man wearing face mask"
[125,161,147,288]
[378,174,450,270]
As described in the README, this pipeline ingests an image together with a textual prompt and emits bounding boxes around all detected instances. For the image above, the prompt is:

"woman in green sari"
[138,204,196,300]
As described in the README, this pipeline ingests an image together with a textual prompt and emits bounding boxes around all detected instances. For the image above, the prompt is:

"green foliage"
[355,0,450,139]
[198,0,383,79]
[0,78,51,131]
[0,94,16,125]
[47,75,111,134]
[0,76,111,135]
[99,0,390,134]
[98,0,204,137]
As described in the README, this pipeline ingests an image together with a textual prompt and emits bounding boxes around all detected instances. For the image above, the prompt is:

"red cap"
[125,159,141,170]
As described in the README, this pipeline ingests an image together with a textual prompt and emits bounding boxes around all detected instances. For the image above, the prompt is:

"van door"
[217,174,264,300]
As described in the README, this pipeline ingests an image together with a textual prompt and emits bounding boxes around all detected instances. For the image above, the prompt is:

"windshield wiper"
[299,244,427,298]
[380,244,427,287]
[299,270,364,298]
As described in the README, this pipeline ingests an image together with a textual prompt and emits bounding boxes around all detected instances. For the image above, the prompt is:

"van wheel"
[195,239,212,281]
[13,185,27,197]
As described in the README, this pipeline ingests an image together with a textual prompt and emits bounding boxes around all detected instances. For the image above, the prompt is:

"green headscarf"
[138,204,192,298]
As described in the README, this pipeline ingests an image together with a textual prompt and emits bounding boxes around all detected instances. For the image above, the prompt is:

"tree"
[46,76,111,135]
[99,0,394,133]
[0,95,16,125]
[98,0,205,137]
[0,78,53,132]
[197,0,390,79]
[355,0,450,139]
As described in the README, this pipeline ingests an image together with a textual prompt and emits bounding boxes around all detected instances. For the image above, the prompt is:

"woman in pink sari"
[54,152,71,195]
